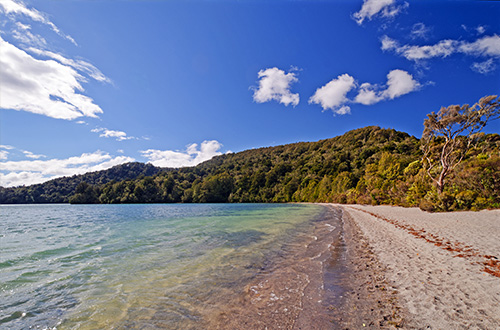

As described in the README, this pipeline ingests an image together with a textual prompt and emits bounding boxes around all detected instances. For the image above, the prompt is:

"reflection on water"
[0,204,323,329]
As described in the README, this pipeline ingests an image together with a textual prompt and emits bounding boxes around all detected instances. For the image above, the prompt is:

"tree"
[421,95,500,193]
[69,182,99,204]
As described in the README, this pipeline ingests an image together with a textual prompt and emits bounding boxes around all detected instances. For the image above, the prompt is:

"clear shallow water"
[0,203,323,329]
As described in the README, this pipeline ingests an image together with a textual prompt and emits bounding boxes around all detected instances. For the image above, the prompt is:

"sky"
[1,0,499,188]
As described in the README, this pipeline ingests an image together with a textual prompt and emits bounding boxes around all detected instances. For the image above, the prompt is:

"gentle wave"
[0,203,322,330]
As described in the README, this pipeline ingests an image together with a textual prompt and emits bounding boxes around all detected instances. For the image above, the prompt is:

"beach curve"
[341,204,500,329]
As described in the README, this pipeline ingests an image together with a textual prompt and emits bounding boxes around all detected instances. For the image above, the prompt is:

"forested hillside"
[0,162,163,203]
[1,126,499,211]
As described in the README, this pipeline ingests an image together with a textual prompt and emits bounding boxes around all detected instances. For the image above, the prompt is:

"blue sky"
[1,0,499,187]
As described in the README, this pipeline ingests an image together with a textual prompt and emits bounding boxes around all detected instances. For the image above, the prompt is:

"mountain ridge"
[1,126,498,211]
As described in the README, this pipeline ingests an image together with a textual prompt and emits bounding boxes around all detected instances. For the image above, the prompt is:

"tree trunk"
[437,167,447,194]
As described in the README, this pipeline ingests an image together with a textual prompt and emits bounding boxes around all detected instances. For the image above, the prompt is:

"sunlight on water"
[0,204,322,329]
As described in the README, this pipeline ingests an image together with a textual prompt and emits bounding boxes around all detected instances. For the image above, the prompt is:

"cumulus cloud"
[252,67,300,107]
[354,69,420,105]
[0,151,134,187]
[141,140,223,168]
[0,1,110,119]
[0,36,104,120]
[308,70,420,112]
[353,0,407,25]
[92,128,135,141]
[0,0,76,45]
[383,69,421,99]
[354,83,380,106]
[309,74,356,115]
[381,34,500,72]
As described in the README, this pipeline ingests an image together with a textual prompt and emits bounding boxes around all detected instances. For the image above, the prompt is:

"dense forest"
[1,126,499,211]
[0,162,163,204]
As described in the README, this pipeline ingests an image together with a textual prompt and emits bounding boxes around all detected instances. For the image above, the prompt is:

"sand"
[206,205,405,329]
[342,204,500,329]
[206,204,500,329]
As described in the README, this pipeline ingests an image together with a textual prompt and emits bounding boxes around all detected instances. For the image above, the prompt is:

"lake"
[0,203,333,329]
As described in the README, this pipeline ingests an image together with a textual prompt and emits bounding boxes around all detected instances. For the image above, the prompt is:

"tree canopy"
[2,125,499,211]
[422,95,500,193]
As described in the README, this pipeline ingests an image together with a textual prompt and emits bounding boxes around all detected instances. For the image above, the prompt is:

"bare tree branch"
[421,95,500,193]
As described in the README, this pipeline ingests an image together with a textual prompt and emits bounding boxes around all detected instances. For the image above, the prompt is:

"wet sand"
[206,205,404,329]
[206,204,500,329]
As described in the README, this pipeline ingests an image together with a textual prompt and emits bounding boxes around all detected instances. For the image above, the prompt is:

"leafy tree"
[3,125,500,211]
[69,182,99,204]
[422,95,500,193]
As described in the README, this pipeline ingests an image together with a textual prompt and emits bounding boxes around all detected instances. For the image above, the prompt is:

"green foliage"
[1,127,498,211]
[0,162,163,204]
[69,182,100,204]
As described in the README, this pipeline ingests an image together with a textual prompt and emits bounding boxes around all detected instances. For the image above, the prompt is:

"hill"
[1,126,499,211]
[0,162,163,203]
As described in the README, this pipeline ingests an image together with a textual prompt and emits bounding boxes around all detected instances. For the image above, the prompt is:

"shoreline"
[207,203,500,329]
[330,205,405,328]
[205,204,406,329]
[342,204,500,329]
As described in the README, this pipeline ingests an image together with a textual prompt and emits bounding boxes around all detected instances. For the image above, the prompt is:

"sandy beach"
[342,205,500,329]
[207,204,500,329]
[206,205,406,329]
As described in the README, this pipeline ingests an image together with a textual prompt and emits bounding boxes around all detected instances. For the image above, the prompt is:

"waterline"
[0,204,323,329]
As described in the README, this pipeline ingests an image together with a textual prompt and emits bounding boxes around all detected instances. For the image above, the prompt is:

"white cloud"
[411,23,430,40]
[354,69,420,105]
[0,0,76,45]
[0,145,14,150]
[309,74,356,115]
[382,34,500,63]
[458,35,500,57]
[476,26,486,35]
[0,36,103,120]
[383,69,420,99]
[252,67,300,107]
[0,151,134,187]
[22,150,45,159]
[11,22,47,48]
[141,140,223,168]
[0,146,47,161]
[471,59,497,74]
[355,82,382,105]
[0,150,9,160]
[381,35,457,61]
[381,35,399,51]
[29,48,111,83]
[353,0,407,25]
[92,128,135,141]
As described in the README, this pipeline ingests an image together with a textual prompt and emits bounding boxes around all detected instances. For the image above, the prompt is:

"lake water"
[0,203,333,329]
